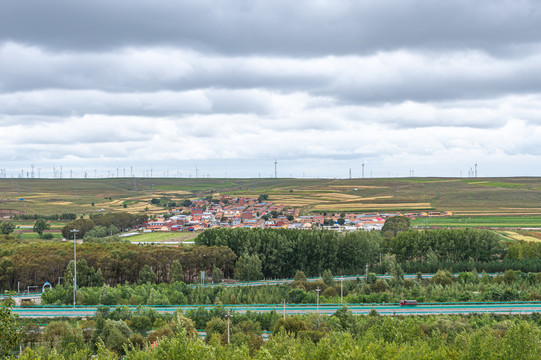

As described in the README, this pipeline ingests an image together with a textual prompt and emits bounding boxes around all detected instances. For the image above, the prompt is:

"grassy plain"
[127,231,199,242]
[2,177,541,218]
[410,215,541,228]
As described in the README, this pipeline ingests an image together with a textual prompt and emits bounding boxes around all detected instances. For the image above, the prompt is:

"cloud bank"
[1,0,541,177]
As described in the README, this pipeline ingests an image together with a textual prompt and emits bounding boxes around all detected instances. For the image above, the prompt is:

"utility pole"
[365,264,369,282]
[70,229,79,307]
[283,299,286,320]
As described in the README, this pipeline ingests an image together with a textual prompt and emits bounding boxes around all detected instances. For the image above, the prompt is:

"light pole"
[70,229,79,307]
[316,287,321,329]
[340,276,344,304]
[226,310,231,344]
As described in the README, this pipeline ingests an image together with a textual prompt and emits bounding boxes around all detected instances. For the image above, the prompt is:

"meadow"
[410,215,541,228]
[2,177,541,220]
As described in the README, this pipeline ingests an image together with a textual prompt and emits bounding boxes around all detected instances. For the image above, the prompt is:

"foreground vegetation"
[40,267,541,306]
[7,304,541,359]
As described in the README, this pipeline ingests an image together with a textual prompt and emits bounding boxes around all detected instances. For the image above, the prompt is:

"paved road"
[13,302,541,318]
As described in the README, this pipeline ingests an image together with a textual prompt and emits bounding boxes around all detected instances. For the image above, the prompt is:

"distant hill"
[1,177,541,216]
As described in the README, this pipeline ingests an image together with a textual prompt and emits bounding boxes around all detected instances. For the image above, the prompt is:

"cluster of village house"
[142,195,452,232]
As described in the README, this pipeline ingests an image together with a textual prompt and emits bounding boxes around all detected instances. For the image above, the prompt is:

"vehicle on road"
[400,299,418,306]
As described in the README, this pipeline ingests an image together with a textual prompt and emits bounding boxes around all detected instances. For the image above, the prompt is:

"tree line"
[390,228,503,263]
[196,228,506,278]
[0,227,521,292]
[195,228,384,278]
[0,239,236,291]
[61,212,148,238]
[10,213,77,221]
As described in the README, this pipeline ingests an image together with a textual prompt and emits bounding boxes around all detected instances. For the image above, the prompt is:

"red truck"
[399,299,418,306]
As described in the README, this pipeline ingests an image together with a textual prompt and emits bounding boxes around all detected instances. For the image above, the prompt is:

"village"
[142,195,453,233]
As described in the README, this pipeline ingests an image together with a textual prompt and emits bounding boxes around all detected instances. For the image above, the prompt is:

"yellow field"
[327,185,389,189]
[313,202,432,210]
[310,193,364,200]
[502,231,541,242]
[269,193,398,208]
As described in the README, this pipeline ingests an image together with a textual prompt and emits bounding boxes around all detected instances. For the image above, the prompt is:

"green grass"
[129,231,199,242]
[12,232,63,240]
[462,180,526,189]
[411,215,541,228]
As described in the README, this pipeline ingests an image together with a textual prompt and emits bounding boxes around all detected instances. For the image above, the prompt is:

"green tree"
[234,254,263,281]
[0,222,15,235]
[65,259,104,288]
[138,265,157,284]
[273,316,307,337]
[322,269,335,287]
[33,218,51,237]
[294,270,307,282]
[205,317,227,343]
[169,260,184,283]
[337,218,345,225]
[62,218,95,239]
[101,319,131,354]
[42,320,84,352]
[0,293,19,357]
[432,269,454,286]
[382,216,410,237]
[212,266,224,283]
[182,199,193,207]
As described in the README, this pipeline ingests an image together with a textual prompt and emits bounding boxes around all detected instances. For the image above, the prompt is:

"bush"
[432,270,454,286]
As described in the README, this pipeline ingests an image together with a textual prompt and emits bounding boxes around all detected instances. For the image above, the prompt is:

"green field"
[411,215,541,228]
[128,231,199,242]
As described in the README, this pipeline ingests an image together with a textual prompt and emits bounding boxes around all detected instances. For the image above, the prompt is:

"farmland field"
[2,177,541,218]
[127,231,199,242]
[500,231,541,242]
[410,215,541,228]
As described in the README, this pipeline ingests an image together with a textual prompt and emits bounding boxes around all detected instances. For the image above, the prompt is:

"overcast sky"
[1,0,541,179]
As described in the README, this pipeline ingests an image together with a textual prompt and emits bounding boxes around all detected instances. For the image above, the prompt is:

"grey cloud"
[2,1,541,56]
[3,44,541,108]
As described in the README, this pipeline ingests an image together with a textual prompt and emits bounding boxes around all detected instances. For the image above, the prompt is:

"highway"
[0,272,505,305]
[13,301,541,318]
[190,272,503,288]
